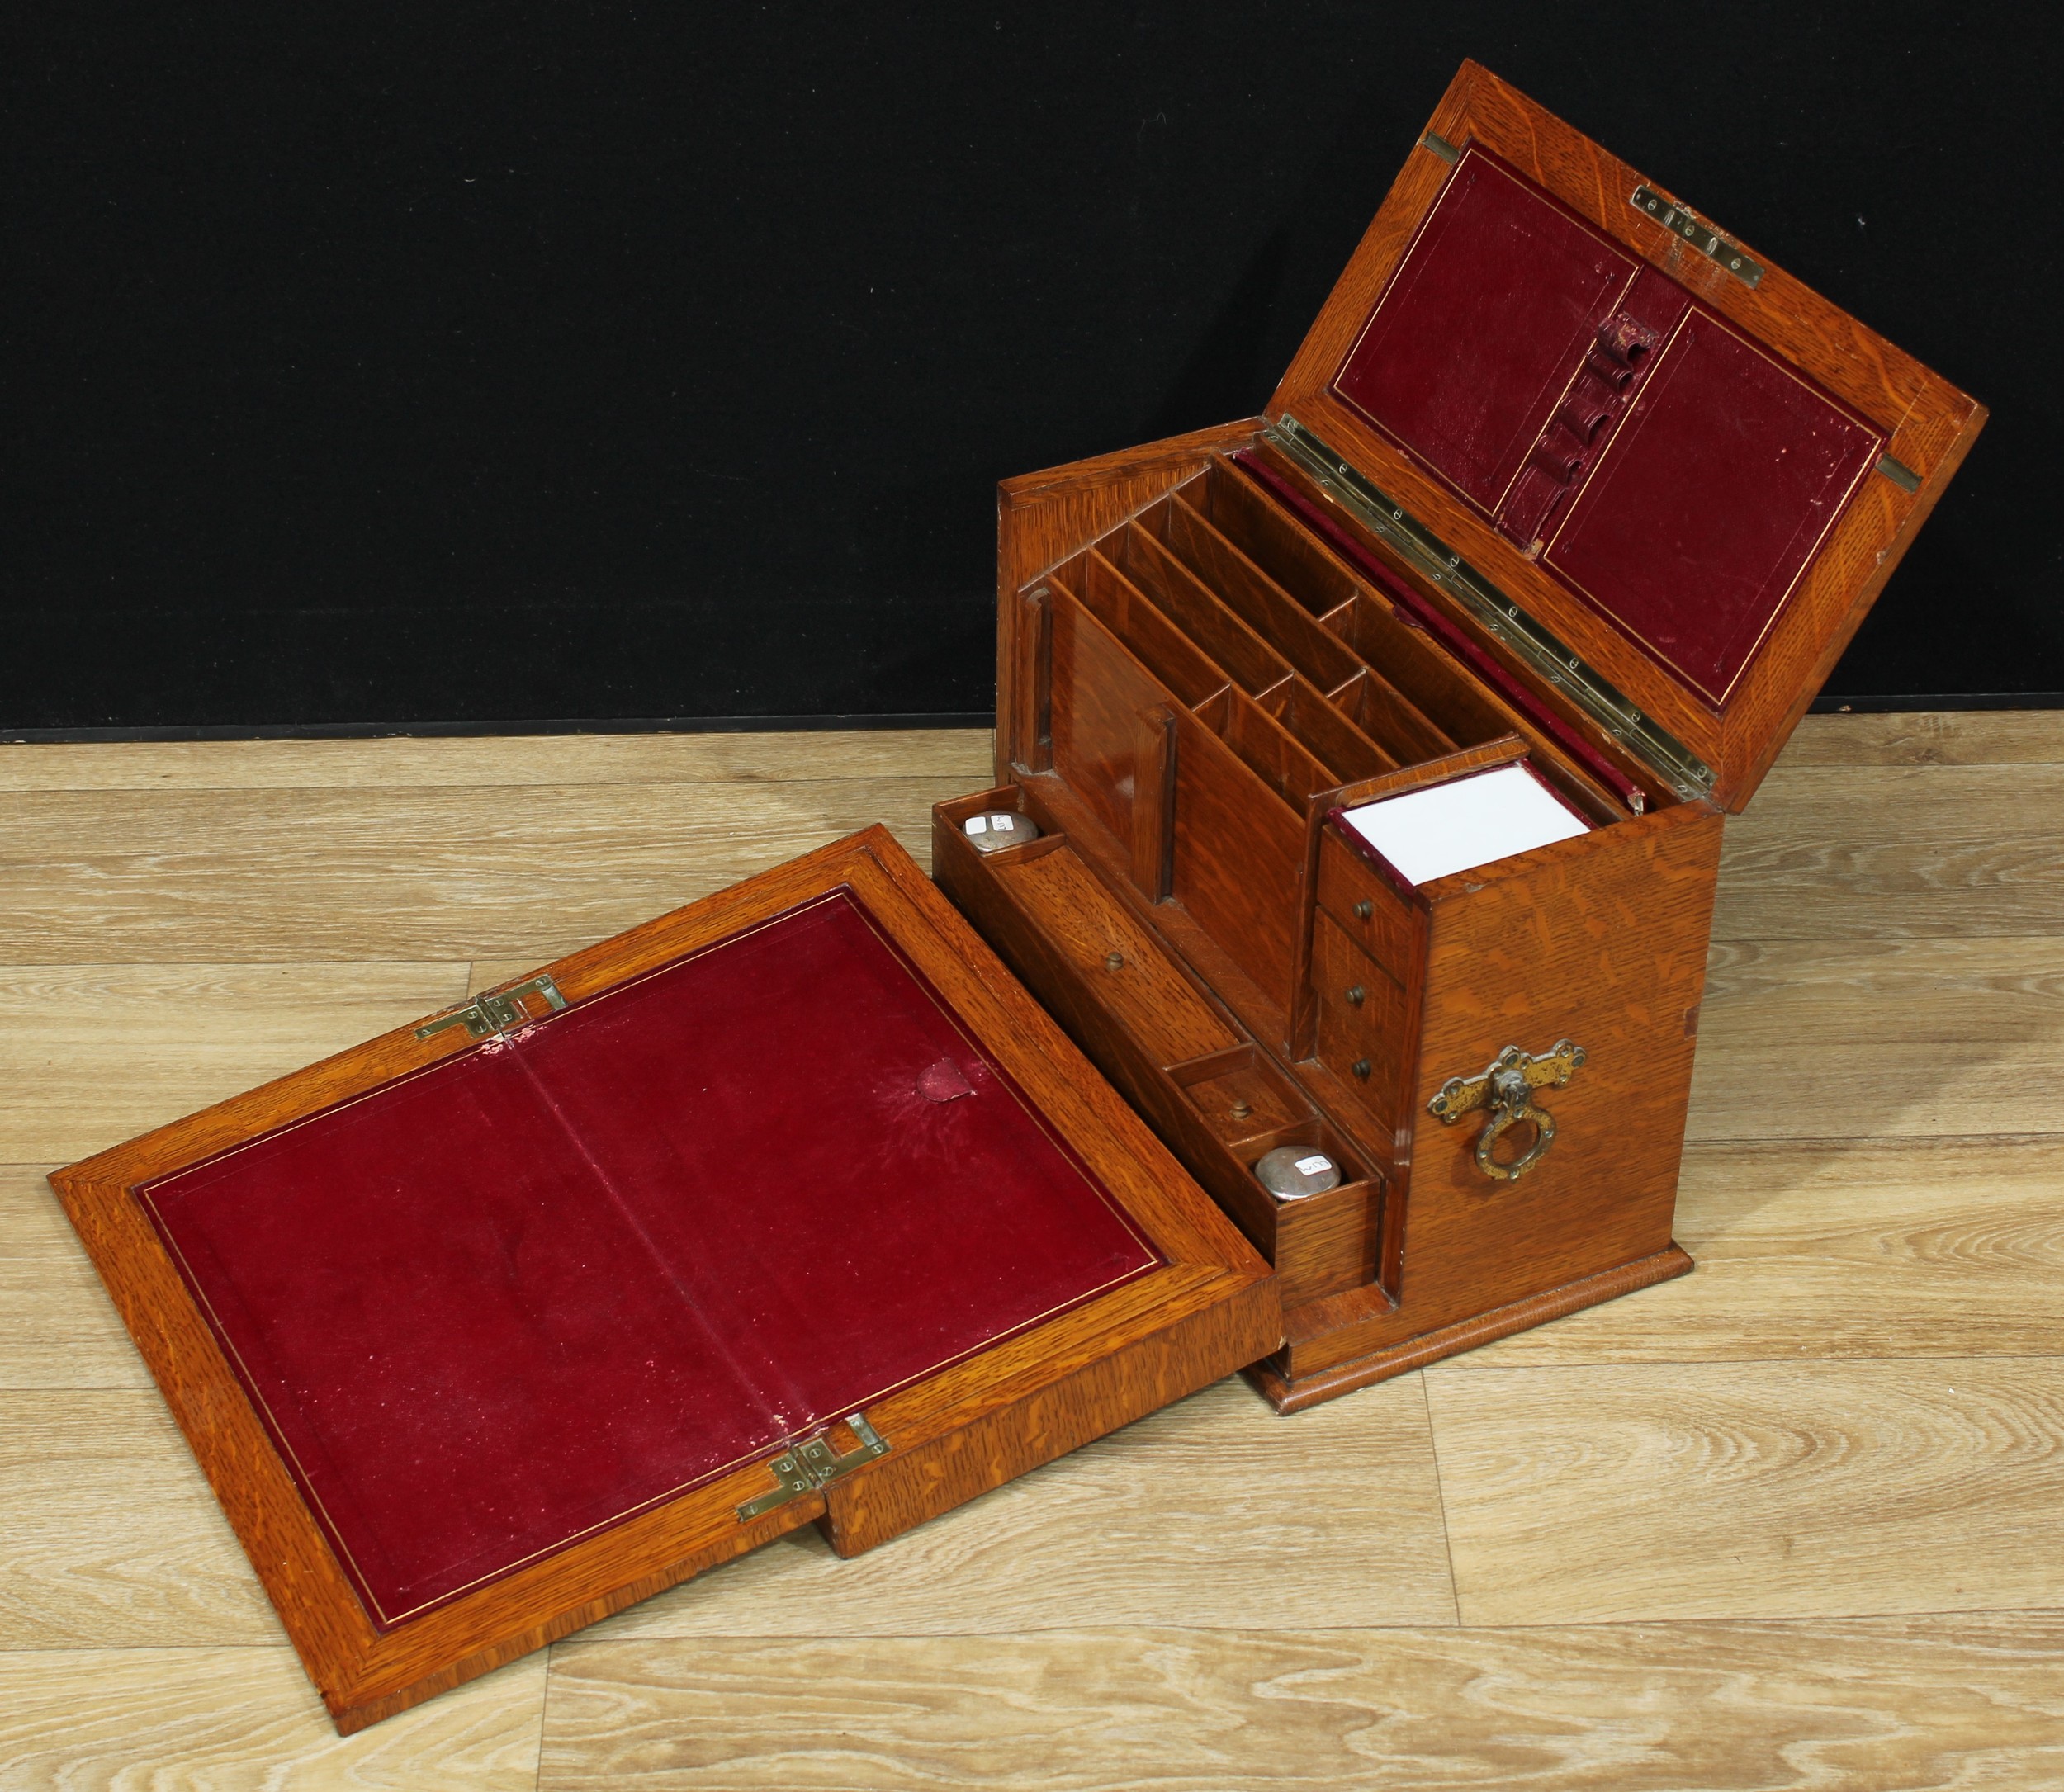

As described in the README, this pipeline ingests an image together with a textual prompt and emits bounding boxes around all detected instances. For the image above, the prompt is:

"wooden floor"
[2,714,2062,1789]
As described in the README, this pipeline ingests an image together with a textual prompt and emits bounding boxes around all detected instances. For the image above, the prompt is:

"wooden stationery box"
[49,828,1277,1732]
[933,60,1984,1412]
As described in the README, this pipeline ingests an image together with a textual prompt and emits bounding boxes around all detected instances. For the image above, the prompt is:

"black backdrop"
[5,2,2058,735]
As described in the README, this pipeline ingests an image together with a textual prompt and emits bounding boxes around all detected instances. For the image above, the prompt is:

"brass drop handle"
[1427,1040,1586,1183]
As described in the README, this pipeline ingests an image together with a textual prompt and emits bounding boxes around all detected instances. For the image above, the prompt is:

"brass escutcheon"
[1427,1039,1586,1182]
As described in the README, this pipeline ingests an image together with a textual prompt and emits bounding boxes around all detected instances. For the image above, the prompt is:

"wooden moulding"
[49,826,1279,1732]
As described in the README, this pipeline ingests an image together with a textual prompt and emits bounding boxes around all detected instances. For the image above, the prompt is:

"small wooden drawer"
[1316,825,1422,987]
[1309,910,1409,1144]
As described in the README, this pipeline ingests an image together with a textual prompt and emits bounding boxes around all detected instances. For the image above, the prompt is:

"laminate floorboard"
[538,1619,2064,1791]
[0,716,2058,1788]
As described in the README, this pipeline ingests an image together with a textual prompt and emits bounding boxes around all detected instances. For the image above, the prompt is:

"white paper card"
[1342,763,1589,887]
[965,816,988,835]
[1294,1154,1333,1176]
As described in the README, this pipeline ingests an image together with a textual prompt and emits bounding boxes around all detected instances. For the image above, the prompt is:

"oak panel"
[539,1618,2064,1790]
[0,1648,545,1790]
[1427,1359,2064,1624]
[591,1374,1455,1639]
[0,962,471,1162]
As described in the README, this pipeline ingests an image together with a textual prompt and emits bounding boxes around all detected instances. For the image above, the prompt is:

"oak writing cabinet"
[934,60,1983,1411]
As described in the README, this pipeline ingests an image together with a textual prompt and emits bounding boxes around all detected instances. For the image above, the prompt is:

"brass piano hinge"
[1631,185,1763,287]
[737,1413,891,1520]
[1264,416,1716,805]
[414,974,568,1042]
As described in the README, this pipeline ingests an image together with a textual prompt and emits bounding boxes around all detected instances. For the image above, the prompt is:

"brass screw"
[1346,985,1366,1008]
[1353,900,1373,920]
[1352,1059,1372,1080]
[1104,952,1124,972]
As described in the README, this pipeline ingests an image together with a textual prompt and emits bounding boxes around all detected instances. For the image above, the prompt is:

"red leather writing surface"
[1328,148,1882,712]
[140,891,1158,1627]
[1545,311,1880,702]
[1332,149,1636,513]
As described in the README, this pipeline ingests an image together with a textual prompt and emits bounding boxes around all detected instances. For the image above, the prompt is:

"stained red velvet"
[140,891,1159,1627]
[1331,149,1636,512]
[1327,149,1882,711]
[1545,310,1881,702]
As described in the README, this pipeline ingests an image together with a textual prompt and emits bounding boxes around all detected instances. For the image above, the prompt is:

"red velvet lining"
[1326,146,1883,711]
[140,891,1160,1627]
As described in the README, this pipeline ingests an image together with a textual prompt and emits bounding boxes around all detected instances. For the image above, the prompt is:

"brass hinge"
[414,974,568,1042]
[737,1413,891,1520]
[1631,185,1763,287]
[1264,415,1716,804]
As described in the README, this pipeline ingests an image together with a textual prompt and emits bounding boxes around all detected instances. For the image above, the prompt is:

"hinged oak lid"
[1269,60,1986,811]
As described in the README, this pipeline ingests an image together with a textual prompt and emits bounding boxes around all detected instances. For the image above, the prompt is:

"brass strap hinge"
[736,1413,891,1521]
[415,974,568,1041]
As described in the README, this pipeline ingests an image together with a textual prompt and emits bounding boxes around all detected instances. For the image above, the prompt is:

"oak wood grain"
[1266,63,1985,809]
[6,717,2064,1773]
[0,1648,547,1790]
[538,1617,2064,1790]
[46,827,1276,1732]
[1426,1358,2064,1624]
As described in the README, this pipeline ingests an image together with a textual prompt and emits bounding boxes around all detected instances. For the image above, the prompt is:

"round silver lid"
[963,811,1039,854]
[1252,1146,1342,1200]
